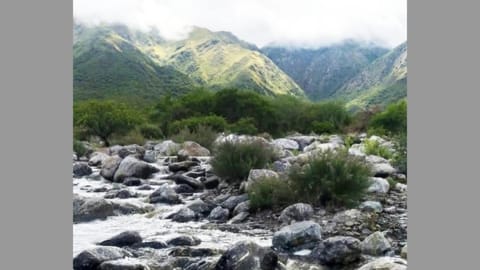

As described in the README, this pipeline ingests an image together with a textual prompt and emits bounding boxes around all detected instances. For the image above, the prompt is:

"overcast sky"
[74,0,407,48]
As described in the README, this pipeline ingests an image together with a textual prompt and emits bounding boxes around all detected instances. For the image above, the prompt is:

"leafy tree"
[74,100,144,146]
[369,99,407,135]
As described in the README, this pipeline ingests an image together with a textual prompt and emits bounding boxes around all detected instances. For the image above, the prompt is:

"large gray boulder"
[73,162,92,177]
[73,196,114,223]
[357,257,407,270]
[154,140,181,156]
[279,203,314,224]
[314,236,361,266]
[100,156,123,180]
[98,231,142,247]
[171,207,197,222]
[215,240,277,270]
[367,177,390,194]
[361,231,392,256]
[149,184,181,204]
[113,156,159,183]
[272,221,322,251]
[116,145,145,159]
[73,246,132,270]
[208,206,230,223]
[186,199,216,217]
[166,235,201,246]
[221,194,249,210]
[88,152,110,167]
[272,138,300,151]
[359,201,383,213]
[177,141,210,157]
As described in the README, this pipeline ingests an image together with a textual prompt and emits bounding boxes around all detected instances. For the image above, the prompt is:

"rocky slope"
[73,133,407,270]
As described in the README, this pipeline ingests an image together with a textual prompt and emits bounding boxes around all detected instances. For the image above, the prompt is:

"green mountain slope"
[139,27,305,97]
[262,41,388,100]
[333,42,407,110]
[73,24,196,102]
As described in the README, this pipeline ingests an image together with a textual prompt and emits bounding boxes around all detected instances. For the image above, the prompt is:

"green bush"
[73,140,88,160]
[368,99,407,136]
[311,121,335,135]
[229,117,258,135]
[170,125,218,151]
[111,129,146,146]
[364,139,393,159]
[211,140,274,183]
[169,115,227,135]
[139,124,163,139]
[289,150,372,207]
[248,177,294,211]
[392,133,407,175]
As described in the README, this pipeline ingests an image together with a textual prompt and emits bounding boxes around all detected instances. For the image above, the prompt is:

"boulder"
[117,145,145,159]
[186,199,216,216]
[314,236,361,265]
[221,194,249,210]
[215,240,277,270]
[149,184,181,204]
[272,160,292,173]
[98,258,148,270]
[357,257,407,270]
[303,142,339,153]
[104,189,135,199]
[73,162,92,177]
[154,140,181,156]
[168,161,199,173]
[123,177,142,186]
[204,176,220,189]
[272,138,300,151]
[98,231,142,247]
[113,156,159,183]
[233,201,250,216]
[372,163,397,177]
[359,201,383,213]
[287,135,316,150]
[401,244,407,259]
[207,206,230,223]
[100,156,123,180]
[272,221,322,251]
[228,212,250,224]
[245,169,279,191]
[279,203,314,224]
[172,174,204,190]
[142,150,157,163]
[171,207,197,222]
[167,235,201,246]
[73,196,114,222]
[88,152,110,167]
[173,184,195,194]
[361,231,392,256]
[348,144,366,157]
[131,241,167,249]
[73,246,132,270]
[177,141,210,157]
[368,177,390,194]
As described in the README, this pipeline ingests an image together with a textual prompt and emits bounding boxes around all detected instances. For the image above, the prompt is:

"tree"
[74,100,144,146]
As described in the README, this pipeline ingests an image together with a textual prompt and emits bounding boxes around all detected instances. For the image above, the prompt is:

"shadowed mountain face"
[262,42,389,101]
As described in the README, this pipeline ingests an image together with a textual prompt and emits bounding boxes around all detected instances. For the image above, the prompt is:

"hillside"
[262,42,388,100]
[73,24,197,103]
[333,42,407,110]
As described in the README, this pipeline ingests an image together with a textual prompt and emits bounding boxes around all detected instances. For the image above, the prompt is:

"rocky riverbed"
[73,133,407,270]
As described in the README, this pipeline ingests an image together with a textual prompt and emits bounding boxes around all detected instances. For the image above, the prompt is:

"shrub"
[289,150,372,207]
[368,100,407,136]
[248,177,295,211]
[170,125,218,151]
[392,133,407,175]
[229,117,258,135]
[169,115,228,135]
[111,129,146,146]
[73,140,88,160]
[139,124,163,139]
[211,140,274,183]
[364,139,393,159]
[311,121,335,135]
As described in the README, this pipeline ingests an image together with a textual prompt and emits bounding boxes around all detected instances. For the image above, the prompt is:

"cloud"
[73,0,406,48]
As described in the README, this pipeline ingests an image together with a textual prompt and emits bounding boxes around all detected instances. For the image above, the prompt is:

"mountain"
[333,42,407,110]
[73,24,196,103]
[140,27,305,97]
[262,41,388,100]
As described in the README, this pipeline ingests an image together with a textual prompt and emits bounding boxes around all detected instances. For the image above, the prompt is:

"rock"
[73,162,92,177]
[98,231,142,247]
[207,206,230,223]
[88,152,110,167]
[314,236,361,265]
[167,235,201,246]
[149,184,181,204]
[361,231,392,256]
[131,241,168,249]
[98,258,148,270]
[401,244,407,259]
[304,142,339,153]
[142,150,157,163]
[359,201,383,213]
[215,240,276,270]
[73,196,114,222]
[272,160,292,173]
[100,156,123,181]
[172,207,197,222]
[372,163,396,177]
[111,201,154,215]
[395,183,407,192]
[172,174,204,190]
[287,135,316,150]
[279,203,314,224]
[204,176,220,189]
[113,156,160,183]
[178,141,210,157]
[228,212,250,224]
[173,184,195,194]
[73,246,132,270]
[368,177,390,194]
[123,177,142,186]
[154,140,181,156]
[186,199,216,216]
[357,257,407,270]
[117,145,145,159]
[168,161,199,173]
[137,184,153,191]
[104,189,135,199]
[109,145,123,156]
[272,138,300,150]
[348,144,366,157]
[221,194,249,210]
[169,247,217,257]
[93,187,108,193]
[329,135,344,145]
[272,221,322,251]
[245,169,279,191]
[233,201,250,216]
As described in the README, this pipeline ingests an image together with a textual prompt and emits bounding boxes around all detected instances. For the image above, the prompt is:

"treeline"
[74,88,406,147]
